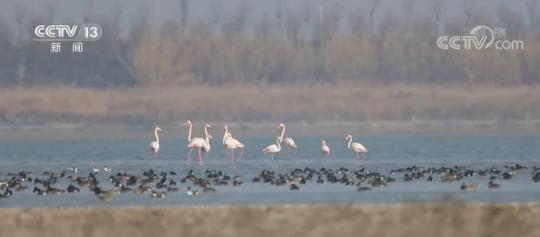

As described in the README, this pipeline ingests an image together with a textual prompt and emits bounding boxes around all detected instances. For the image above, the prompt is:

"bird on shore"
[460,182,478,191]
[345,134,368,159]
[93,187,114,202]
[223,124,245,161]
[0,189,13,199]
[91,166,100,173]
[202,124,213,153]
[357,186,371,192]
[150,126,163,160]
[321,140,330,159]
[262,137,282,160]
[151,190,166,198]
[279,123,298,156]
[488,180,500,189]
[185,120,209,165]
[187,186,199,196]
[66,184,80,193]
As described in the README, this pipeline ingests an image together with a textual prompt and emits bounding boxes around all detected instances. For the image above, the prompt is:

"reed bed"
[1,84,539,126]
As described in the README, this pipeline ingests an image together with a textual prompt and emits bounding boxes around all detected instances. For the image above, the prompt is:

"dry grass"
[0,84,539,125]
[0,202,539,237]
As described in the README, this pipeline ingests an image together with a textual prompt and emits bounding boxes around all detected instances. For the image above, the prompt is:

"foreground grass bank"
[0,202,539,237]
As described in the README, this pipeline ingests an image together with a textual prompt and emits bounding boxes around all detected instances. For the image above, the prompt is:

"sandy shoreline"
[1,202,539,237]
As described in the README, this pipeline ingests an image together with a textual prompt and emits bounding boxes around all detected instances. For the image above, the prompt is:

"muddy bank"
[0,202,539,237]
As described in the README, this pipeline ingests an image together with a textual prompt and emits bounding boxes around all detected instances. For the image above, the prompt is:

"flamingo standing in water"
[223,124,245,161]
[345,134,368,159]
[150,126,163,160]
[262,137,282,160]
[202,124,213,154]
[321,140,330,159]
[185,120,208,164]
[278,123,298,156]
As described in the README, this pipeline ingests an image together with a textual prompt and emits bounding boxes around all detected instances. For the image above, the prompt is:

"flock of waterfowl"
[0,120,536,203]
[152,121,368,164]
[1,163,539,201]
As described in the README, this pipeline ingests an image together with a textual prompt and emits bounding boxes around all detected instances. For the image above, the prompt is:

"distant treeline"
[0,0,539,87]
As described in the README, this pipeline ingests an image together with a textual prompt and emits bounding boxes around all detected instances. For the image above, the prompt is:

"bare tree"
[368,0,381,35]
[179,0,189,31]
[433,0,446,35]
[84,0,94,23]
[275,0,285,39]
[285,11,301,43]
[402,0,416,23]
[14,4,25,44]
[210,0,222,28]
[303,0,312,25]
[348,10,368,37]
[527,0,538,31]
[497,2,525,39]
[463,0,476,29]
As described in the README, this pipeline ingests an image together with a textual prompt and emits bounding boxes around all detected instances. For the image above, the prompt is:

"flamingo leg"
[198,148,203,165]
[187,148,193,161]
[356,153,359,160]
[153,152,157,160]
[231,149,235,162]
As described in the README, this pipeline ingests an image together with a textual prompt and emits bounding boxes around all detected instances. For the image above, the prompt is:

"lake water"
[0,133,539,208]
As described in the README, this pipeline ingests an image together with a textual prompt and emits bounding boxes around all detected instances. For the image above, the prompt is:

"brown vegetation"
[0,85,538,125]
[0,202,539,237]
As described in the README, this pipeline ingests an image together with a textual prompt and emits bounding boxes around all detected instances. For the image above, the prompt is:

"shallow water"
[0,133,539,208]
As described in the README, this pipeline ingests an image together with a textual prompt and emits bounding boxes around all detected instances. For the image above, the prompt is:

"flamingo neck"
[279,126,286,140]
[347,137,352,149]
[155,129,159,144]
[204,126,211,144]
[187,123,192,142]
[223,127,229,144]
[276,137,281,151]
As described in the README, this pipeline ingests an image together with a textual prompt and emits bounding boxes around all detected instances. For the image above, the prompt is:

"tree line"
[0,0,539,88]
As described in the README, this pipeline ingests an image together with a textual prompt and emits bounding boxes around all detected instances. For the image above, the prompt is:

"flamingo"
[223,124,245,160]
[345,134,368,159]
[278,123,298,156]
[150,126,163,160]
[262,137,282,160]
[321,140,330,159]
[202,124,213,154]
[185,120,208,164]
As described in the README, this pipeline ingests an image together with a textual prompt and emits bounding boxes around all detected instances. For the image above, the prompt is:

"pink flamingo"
[321,140,330,159]
[223,124,245,161]
[185,120,208,165]
[262,137,282,160]
[150,126,163,160]
[202,124,213,154]
[278,123,298,156]
[345,134,368,159]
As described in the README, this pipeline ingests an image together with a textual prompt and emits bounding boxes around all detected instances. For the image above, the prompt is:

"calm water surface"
[0,134,539,207]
